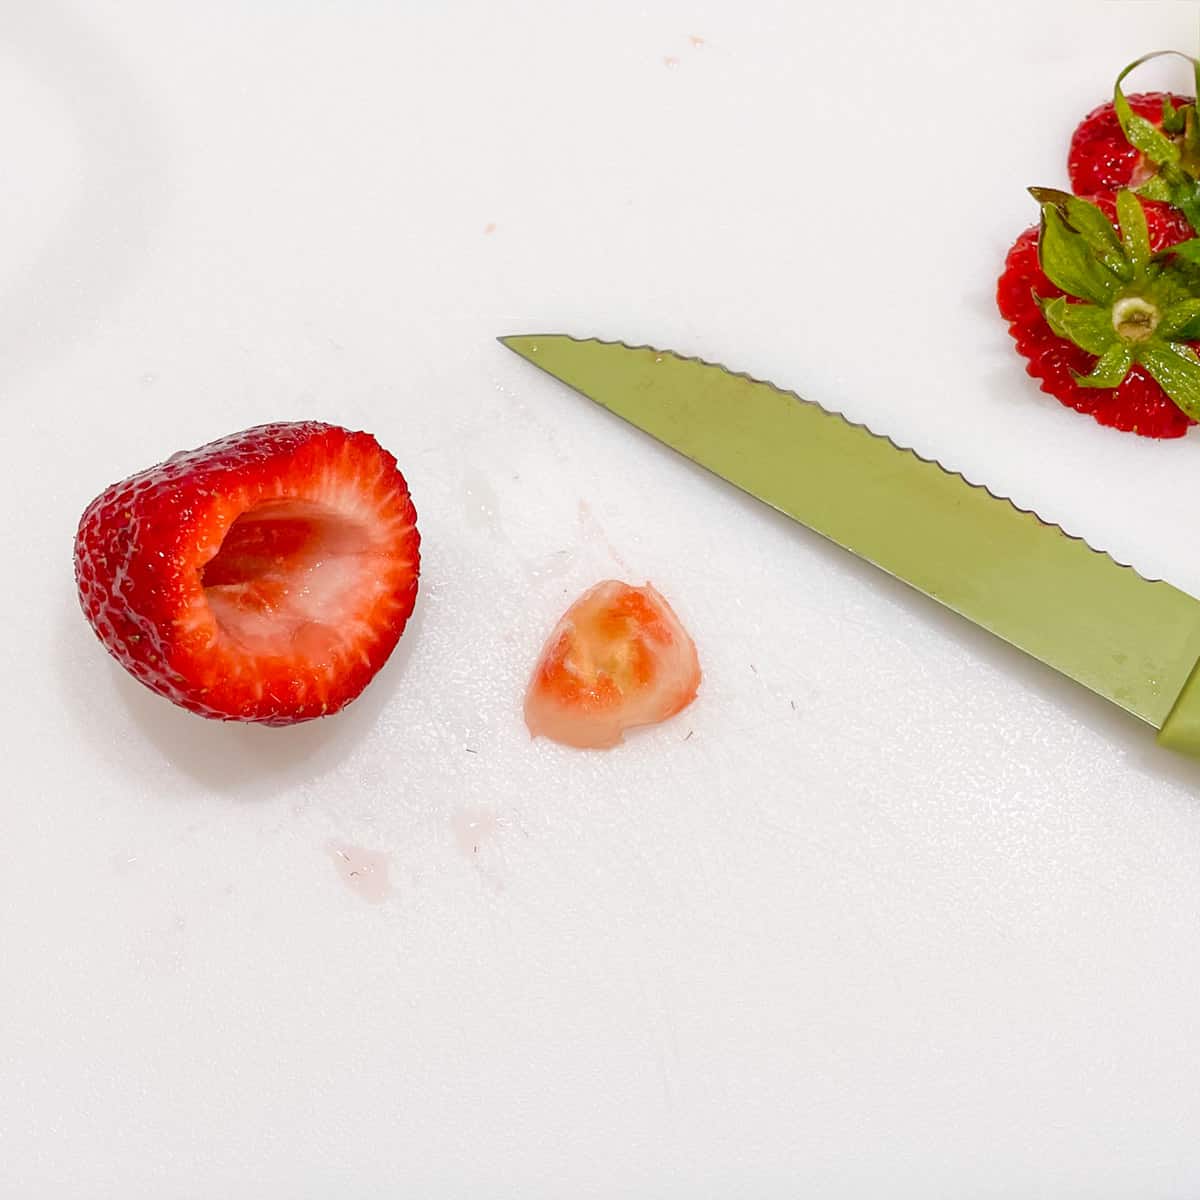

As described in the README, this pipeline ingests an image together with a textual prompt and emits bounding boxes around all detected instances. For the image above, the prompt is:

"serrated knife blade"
[500,333,1200,757]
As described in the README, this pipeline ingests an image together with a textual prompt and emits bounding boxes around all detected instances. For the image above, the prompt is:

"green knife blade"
[500,333,1200,757]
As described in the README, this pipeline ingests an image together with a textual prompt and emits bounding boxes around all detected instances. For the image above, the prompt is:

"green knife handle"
[1157,659,1200,756]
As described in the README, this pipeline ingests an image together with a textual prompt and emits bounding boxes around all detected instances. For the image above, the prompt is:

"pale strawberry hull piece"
[74,421,420,725]
[524,580,701,749]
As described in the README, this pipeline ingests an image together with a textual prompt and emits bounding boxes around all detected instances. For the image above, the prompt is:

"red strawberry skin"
[996,194,1196,438]
[74,422,420,725]
[1067,92,1191,198]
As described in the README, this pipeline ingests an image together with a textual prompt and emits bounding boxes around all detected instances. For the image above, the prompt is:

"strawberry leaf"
[1029,188,1130,278]
[1073,344,1135,389]
[1116,189,1151,268]
[1165,238,1200,266]
[1114,54,1183,169]
[1158,299,1200,339]
[1040,296,1119,355]
[1156,258,1200,305]
[1163,96,1186,135]
[1157,167,1200,231]
[1183,107,1200,177]
[1139,342,1200,418]
[1037,203,1125,303]
[1136,175,1173,202]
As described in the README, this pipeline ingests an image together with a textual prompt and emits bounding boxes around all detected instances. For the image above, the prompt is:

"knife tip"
[497,333,550,360]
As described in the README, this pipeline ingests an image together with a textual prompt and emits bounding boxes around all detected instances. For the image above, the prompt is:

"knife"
[499,333,1200,759]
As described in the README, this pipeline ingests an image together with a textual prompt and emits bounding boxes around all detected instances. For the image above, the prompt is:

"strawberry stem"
[1111,296,1160,340]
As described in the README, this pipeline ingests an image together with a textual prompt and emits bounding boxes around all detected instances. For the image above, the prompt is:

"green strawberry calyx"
[1113,51,1200,229]
[1031,187,1200,417]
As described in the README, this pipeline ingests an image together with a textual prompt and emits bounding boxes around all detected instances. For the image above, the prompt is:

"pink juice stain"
[326,842,393,904]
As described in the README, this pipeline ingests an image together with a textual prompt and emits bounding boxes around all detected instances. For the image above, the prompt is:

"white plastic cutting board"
[5,1,1200,1195]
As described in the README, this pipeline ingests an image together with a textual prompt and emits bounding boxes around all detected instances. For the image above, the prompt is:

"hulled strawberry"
[1069,53,1200,230]
[74,422,420,724]
[996,189,1200,437]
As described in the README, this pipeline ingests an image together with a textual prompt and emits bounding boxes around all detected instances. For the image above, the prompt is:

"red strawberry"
[996,190,1200,437]
[74,422,420,724]
[1068,92,1191,196]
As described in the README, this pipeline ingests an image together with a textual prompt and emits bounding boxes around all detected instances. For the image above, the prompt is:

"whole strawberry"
[996,189,1200,437]
[74,422,420,724]
[1068,91,1193,196]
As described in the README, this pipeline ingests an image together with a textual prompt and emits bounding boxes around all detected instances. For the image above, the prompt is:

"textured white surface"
[5,1,1200,1195]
